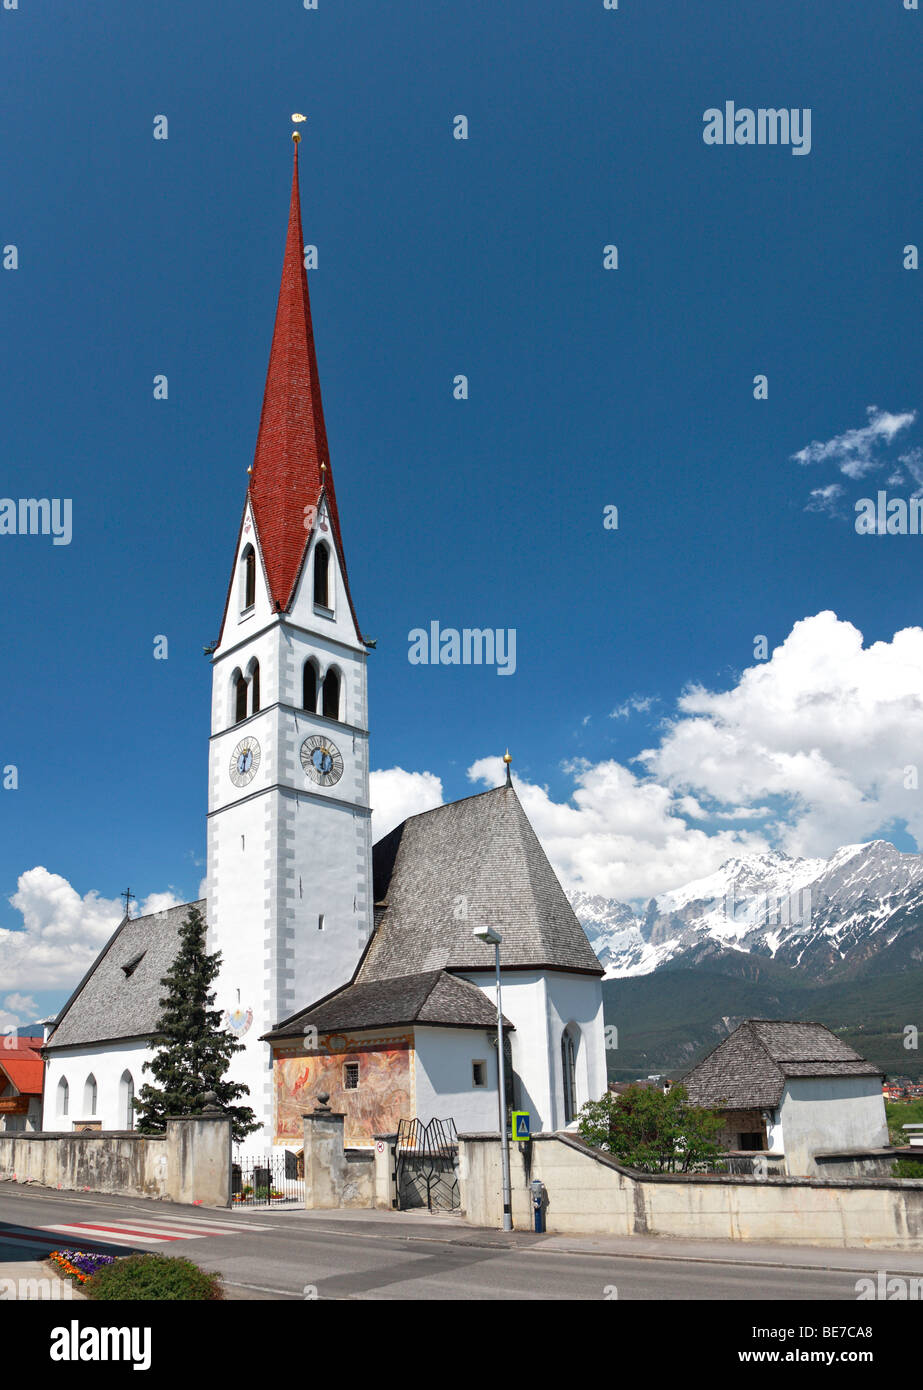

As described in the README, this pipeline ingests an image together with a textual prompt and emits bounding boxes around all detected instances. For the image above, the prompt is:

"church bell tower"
[206,135,373,1147]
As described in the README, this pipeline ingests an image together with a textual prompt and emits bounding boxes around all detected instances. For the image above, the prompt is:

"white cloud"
[0,993,39,1033]
[793,405,916,480]
[609,695,655,720]
[0,868,182,992]
[370,767,444,841]
[805,482,844,514]
[640,611,923,856]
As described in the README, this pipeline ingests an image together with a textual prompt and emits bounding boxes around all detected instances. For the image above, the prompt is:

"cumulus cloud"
[793,405,916,479]
[639,611,923,857]
[370,767,444,841]
[0,993,39,1033]
[0,868,182,992]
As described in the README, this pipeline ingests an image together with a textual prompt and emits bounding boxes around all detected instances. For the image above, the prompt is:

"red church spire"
[246,136,359,628]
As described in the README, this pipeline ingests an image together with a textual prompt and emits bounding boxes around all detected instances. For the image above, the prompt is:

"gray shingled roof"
[359,784,603,981]
[681,1019,882,1110]
[45,901,204,1050]
[265,969,511,1040]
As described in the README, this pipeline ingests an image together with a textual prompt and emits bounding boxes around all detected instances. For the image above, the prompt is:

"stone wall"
[459,1132,923,1249]
[0,1114,232,1206]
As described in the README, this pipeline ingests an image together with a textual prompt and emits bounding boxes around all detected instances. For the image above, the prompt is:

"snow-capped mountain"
[571,840,923,982]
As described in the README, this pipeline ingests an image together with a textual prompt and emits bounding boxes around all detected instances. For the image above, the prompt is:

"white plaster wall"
[543,973,607,1128]
[412,1027,502,1132]
[779,1077,889,1175]
[460,971,605,1133]
[41,1040,152,1132]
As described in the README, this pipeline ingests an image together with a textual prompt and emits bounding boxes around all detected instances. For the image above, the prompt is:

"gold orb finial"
[503,750,512,764]
[292,131,301,143]
[292,112,306,143]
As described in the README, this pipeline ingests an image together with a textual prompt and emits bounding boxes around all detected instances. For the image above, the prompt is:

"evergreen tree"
[134,904,259,1143]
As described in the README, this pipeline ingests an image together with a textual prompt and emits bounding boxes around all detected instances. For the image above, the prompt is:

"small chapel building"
[40,138,606,1150]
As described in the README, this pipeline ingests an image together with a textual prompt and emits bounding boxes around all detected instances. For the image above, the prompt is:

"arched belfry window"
[322,668,340,721]
[303,659,318,714]
[314,543,330,609]
[234,672,248,725]
[250,661,260,715]
[561,1026,579,1125]
[241,544,256,612]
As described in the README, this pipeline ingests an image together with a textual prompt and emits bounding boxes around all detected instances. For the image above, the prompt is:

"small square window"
[472,1060,487,1088]
[344,1062,359,1091]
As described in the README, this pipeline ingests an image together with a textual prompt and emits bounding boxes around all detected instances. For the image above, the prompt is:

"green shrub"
[894,1158,923,1179]
[85,1253,224,1301]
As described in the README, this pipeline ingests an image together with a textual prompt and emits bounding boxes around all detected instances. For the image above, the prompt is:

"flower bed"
[49,1249,118,1285]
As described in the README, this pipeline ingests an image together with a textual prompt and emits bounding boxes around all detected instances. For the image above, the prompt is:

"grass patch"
[84,1252,224,1301]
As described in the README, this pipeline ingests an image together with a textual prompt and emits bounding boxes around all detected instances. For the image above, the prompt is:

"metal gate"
[231,1150,303,1207]
[395,1117,459,1212]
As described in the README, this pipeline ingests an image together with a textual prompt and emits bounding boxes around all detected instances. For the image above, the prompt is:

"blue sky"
[1,1,921,1022]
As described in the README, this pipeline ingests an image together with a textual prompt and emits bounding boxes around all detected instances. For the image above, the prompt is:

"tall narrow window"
[314,543,330,608]
[58,1078,69,1117]
[561,1027,578,1125]
[303,660,318,713]
[235,674,248,724]
[84,1074,98,1117]
[121,1071,135,1130]
[250,661,260,715]
[241,544,256,611]
[322,669,340,721]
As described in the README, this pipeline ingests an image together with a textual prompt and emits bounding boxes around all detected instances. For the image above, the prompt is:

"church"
[40,139,607,1153]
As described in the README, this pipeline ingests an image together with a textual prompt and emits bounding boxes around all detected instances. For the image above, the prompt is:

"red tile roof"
[0,1054,43,1096]
[244,142,360,631]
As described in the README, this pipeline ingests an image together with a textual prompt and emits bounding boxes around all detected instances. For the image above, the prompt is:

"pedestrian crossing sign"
[511,1111,530,1141]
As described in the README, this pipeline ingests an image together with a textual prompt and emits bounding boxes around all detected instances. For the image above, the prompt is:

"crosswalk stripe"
[40,1223,180,1244]
[38,1215,278,1243]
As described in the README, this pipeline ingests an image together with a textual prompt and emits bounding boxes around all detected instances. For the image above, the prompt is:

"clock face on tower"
[229,737,261,788]
[301,734,344,787]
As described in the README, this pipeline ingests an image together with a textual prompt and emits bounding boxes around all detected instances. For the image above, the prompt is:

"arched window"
[314,543,330,609]
[250,661,260,715]
[303,659,318,713]
[322,668,340,721]
[120,1071,135,1130]
[84,1074,98,1117]
[561,1026,579,1125]
[234,673,248,724]
[58,1077,69,1117]
[241,544,256,611]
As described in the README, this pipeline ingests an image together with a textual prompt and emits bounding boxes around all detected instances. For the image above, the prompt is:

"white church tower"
[206,136,373,1148]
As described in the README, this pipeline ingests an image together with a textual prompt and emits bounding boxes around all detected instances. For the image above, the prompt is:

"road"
[1,1183,920,1300]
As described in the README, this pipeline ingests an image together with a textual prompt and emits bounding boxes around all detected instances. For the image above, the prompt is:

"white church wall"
[542,972,607,1127]
[42,1040,152,1133]
[412,1027,501,1132]
[461,973,554,1132]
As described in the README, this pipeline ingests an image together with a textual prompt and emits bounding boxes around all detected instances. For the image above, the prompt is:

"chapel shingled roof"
[358,782,603,981]
[681,1019,882,1111]
[43,901,204,1051]
[264,969,512,1040]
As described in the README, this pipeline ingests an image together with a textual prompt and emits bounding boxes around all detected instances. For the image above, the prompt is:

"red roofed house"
[0,1036,44,1132]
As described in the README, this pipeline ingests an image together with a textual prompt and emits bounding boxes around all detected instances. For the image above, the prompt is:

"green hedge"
[85,1253,224,1301]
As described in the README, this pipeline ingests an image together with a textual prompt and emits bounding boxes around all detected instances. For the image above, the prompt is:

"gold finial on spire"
[503,749,513,786]
[292,112,306,143]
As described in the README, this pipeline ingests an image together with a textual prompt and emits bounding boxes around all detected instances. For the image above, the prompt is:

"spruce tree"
[134,904,259,1143]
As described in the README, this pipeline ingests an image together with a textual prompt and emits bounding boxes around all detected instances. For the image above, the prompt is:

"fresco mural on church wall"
[274,1032,414,1147]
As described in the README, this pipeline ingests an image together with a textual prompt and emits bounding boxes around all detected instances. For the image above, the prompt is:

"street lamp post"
[473,924,512,1231]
